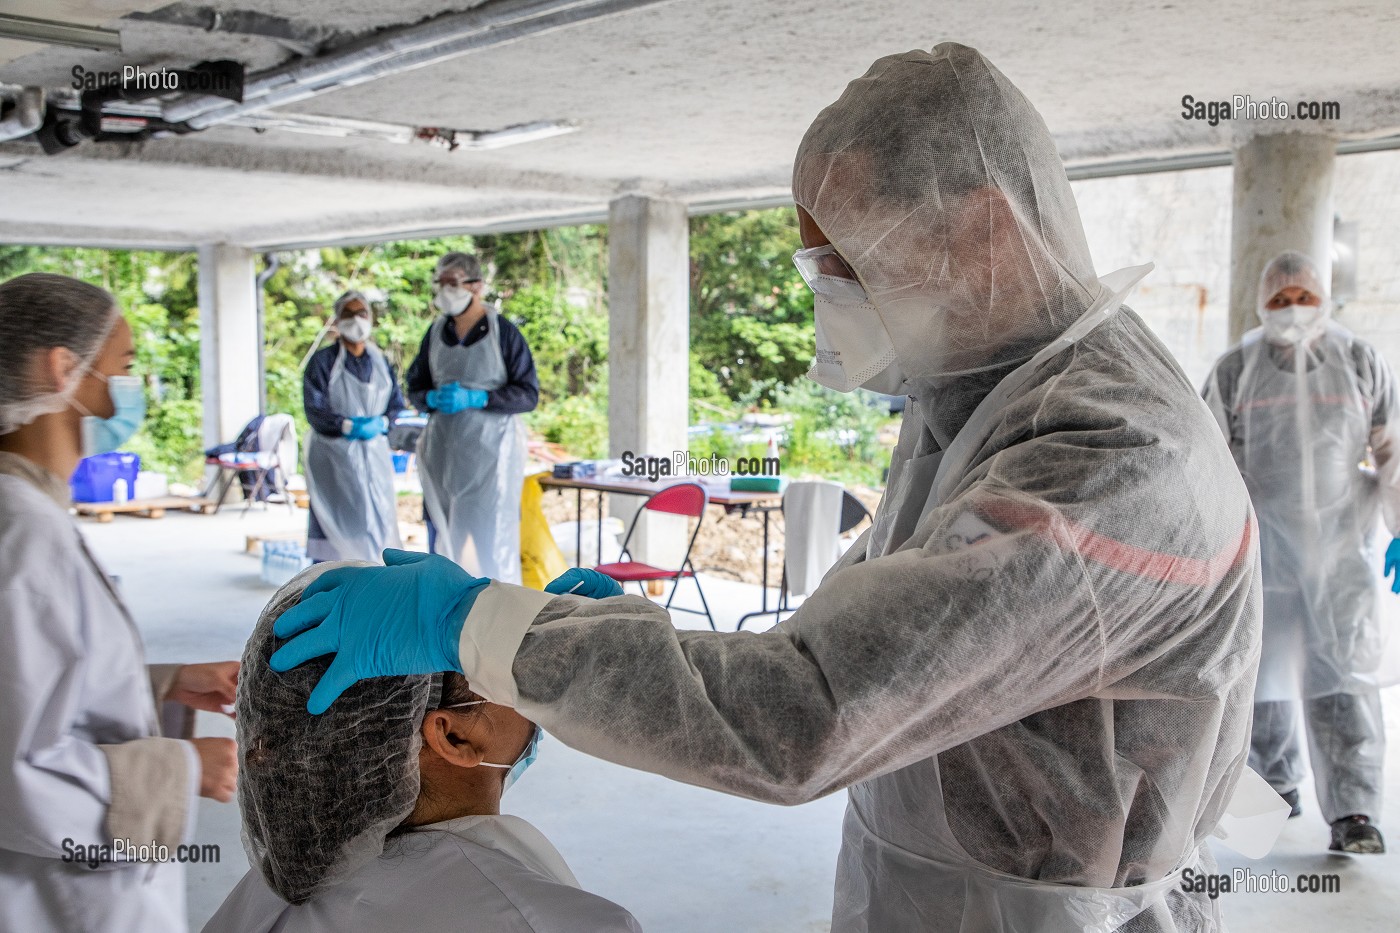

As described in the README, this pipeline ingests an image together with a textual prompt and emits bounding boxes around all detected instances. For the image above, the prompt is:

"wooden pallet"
[75,496,217,523]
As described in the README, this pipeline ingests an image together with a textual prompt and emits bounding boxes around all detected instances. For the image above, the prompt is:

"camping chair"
[593,482,714,630]
[736,486,871,631]
[243,413,297,515]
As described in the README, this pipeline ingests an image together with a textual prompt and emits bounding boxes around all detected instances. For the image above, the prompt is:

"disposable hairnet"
[434,252,482,282]
[238,563,439,904]
[1257,250,1331,320]
[0,273,118,433]
[332,290,370,317]
[792,43,1100,382]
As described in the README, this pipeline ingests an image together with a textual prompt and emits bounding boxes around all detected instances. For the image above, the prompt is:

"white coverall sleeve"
[467,488,1190,806]
[0,582,194,857]
[1364,345,1400,535]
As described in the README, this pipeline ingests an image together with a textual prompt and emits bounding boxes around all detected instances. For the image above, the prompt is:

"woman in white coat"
[0,273,241,933]
[204,564,640,933]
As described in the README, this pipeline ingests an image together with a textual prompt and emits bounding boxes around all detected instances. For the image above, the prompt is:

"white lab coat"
[203,814,641,932]
[0,463,199,932]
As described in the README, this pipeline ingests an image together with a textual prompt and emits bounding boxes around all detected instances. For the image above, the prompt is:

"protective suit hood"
[792,43,1100,396]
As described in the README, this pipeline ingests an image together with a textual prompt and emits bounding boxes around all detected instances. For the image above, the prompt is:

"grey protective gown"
[1204,302,1400,821]
[418,308,526,583]
[303,343,401,563]
[450,45,1264,932]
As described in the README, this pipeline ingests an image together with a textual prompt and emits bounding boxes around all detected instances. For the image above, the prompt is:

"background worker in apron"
[405,252,537,583]
[1204,251,1400,854]
[303,290,405,563]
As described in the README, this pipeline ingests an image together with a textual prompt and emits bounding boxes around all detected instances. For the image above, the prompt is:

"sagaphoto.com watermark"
[620,450,780,483]
[1180,867,1341,899]
[1181,94,1341,127]
[61,837,221,870]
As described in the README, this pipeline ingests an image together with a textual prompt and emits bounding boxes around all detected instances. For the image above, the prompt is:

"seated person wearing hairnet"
[302,289,406,564]
[0,273,239,933]
[205,564,641,933]
[267,44,1262,932]
[1204,251,1399,855]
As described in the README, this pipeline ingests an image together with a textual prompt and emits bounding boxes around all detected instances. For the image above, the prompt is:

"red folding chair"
[594,482,715,630]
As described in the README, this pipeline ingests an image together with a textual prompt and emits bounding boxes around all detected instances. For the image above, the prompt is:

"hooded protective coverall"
[275,44,1263,932]
[1203,251,1400,822]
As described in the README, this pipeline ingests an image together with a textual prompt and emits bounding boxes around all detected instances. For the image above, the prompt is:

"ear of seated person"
[203,563,642,933]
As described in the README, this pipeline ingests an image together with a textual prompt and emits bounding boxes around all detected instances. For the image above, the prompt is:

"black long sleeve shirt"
[404,312,539,415]
[303,343,407,438]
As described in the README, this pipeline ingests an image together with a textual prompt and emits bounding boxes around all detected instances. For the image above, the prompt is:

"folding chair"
[594,482,715,630]
[243,413,297,516]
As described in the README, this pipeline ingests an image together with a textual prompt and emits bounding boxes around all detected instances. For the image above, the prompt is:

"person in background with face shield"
[1203,251,1398,854]
[0,273,240,932]
[264,45,1262,932]
[302,290,406,563]
[404,252,538,583]
[203,564,639,933]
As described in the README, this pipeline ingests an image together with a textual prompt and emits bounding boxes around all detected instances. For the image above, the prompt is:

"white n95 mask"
[807,295,900,393]
[337,317,371,343]
[435,287,472,317]
[1262,303,1324,344]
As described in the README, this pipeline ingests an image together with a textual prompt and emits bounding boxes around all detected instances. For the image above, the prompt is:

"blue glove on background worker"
[345,415,387,440]
[545,567,624,599]
[426,381,488,414]
[1385,538,1400,594]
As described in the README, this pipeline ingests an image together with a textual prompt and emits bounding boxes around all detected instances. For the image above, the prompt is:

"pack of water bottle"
[261,539,311,587]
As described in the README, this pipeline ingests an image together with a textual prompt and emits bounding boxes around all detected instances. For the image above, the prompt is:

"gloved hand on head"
[269,549,489,714]
[545,568,624,599]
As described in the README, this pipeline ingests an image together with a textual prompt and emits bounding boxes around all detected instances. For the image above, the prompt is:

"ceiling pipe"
[0,86,44,143]
[157,0,678,130]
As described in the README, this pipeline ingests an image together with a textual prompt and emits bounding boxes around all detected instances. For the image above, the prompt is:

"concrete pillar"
[1229,133,1336,343]
[197,243,261,450]
[607,195,690,566]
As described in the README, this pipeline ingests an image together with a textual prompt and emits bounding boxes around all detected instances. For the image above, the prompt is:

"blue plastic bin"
[392,451,410,474]
[71,452,141,503]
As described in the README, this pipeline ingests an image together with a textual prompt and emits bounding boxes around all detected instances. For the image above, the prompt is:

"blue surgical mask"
[444,701,542,792]
[81,375,146,457]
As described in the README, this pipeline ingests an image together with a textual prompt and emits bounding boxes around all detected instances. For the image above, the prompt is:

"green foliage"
[774,380,893,487]
[689,208,814,403]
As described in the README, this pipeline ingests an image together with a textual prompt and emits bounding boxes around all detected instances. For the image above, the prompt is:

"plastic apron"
[1228,325,1388,701]
[304,343,401,564]
[839,266,1264,932]
[419,309,526,583]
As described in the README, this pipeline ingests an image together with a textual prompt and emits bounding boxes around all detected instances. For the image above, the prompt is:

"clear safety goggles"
[792,244,869,303]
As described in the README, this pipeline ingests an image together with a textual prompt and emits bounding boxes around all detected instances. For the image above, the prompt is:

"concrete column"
[197,243,262,450]
[607,195,690,567]
[1229,133,1336,343]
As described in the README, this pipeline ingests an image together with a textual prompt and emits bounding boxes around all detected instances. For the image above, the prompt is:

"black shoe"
[1281,788,1302,818]
[1329,815,1386,854]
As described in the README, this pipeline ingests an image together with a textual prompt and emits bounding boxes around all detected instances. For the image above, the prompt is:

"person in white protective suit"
[404,252,539,583]
[204,565,641,933]
[302,290,406,563]
[0,273,240,933]
[266,44,1264,932]
[1204,250,1398,854]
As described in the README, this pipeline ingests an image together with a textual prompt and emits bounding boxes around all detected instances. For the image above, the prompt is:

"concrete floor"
[80,506,1400,932]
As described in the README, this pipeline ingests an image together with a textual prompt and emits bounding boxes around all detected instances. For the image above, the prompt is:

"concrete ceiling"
[2,0,1399,249]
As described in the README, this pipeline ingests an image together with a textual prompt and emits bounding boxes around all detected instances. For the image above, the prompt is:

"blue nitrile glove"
[363,415,388,437]
[1386,538,1400,594]
[463,388,489,410]
[269,549,491,714]
[346,416,383,440]
[544,567,624,599]
[426,382,469,414]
